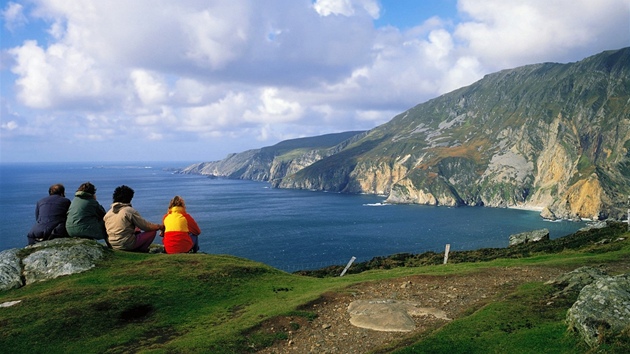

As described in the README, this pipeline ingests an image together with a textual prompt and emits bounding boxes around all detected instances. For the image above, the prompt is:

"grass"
[392,282,587,354]
[0,223,629,353]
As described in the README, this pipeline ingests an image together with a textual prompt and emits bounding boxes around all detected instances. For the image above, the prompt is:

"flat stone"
[347,299,450,332]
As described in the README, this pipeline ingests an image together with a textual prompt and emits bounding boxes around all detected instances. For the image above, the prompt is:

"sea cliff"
[182,48,630,221]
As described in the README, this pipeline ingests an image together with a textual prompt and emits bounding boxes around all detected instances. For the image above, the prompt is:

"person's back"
[162,196,201,254]
[27,184,71,245]
[66,182,107,240]
[104,185,163,252]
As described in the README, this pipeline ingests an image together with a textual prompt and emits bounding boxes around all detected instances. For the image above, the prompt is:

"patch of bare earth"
[255,266,567,354]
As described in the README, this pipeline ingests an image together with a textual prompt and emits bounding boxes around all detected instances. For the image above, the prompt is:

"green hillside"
[1,223,629,353]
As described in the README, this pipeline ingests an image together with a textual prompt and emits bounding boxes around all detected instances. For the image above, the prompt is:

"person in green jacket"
[66,182,108,243]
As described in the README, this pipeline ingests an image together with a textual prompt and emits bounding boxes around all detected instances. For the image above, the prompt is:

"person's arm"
[184,214,201,236]
[34,202,40,221]
[130,208,161,231]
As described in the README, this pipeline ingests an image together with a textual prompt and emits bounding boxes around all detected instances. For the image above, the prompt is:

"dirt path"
[255,266,568,354]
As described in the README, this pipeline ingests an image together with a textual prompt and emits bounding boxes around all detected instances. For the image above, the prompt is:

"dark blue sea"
[0,162,586,271]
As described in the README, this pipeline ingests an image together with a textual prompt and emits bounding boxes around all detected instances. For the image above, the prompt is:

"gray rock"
[566,273,630,348]
[23,238,110,285]
[0,238,111,291]
[0,248,24,291]
[508,228,549,247]
[347,299,450,332]
[546,266,607,296]
[578,221,608,232]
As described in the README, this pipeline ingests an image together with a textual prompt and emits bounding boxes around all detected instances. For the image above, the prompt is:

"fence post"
[443,244,451,264]
[340,256,356,277]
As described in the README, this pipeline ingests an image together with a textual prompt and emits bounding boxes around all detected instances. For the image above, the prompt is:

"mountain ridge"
[182,47,630,220]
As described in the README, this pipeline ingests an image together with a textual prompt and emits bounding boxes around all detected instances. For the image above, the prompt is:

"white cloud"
[2,2,28,31]
[313,0,380,18]
[180,3,251,69]
[9,41,53,108]
[455,0,630,69]
[9,40,115,110]
[130,70,168,106]
[244,88,303,124]
[1,120,19,130]
[2,0,628,162]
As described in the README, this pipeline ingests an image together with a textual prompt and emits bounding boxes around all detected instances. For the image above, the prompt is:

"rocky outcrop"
[566,273,630,348]
[546,266,608,296]
[0,238,111,291]
[277,48,630,220]
[508,229,550,247]
[0,249,23,291]
[548,267,630,348]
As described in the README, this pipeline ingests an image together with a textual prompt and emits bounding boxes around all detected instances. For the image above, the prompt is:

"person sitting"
[27,184,71,245]
[66,182,108,242]
[162,196,202,254]
[104,185,164,252]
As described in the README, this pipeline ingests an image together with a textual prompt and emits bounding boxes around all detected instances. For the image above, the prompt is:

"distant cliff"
[182,48,630,220]
[178,131,366,181]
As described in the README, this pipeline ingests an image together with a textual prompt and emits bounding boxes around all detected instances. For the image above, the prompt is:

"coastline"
[507,204,545,212]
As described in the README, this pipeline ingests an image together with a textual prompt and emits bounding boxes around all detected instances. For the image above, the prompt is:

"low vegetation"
[0,222,628,353]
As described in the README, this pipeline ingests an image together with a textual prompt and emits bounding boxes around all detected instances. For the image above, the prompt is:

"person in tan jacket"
[104,185,164,252]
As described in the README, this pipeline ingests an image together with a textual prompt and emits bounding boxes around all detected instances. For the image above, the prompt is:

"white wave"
[363,202,389,207]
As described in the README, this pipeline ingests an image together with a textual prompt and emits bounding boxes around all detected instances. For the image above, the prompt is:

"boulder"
[566,273,630,348]
[0,238,111,291]
[0,249,23,291]
[508,228,549,247]
[546,266,607,296]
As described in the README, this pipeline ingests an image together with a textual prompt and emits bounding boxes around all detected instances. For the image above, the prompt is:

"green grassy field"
[1,222,629,353]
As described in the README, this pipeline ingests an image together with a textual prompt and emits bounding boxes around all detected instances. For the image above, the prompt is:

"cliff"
[277,48,630,220]
[179,131,365,181]
[182,48,630,220]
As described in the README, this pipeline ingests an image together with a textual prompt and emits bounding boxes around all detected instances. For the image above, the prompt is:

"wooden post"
[443,244,451,264]
[340,256,356,277]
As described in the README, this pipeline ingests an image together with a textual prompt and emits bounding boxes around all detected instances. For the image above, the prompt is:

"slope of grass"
[392,282,587,354]
[0,223,628,353]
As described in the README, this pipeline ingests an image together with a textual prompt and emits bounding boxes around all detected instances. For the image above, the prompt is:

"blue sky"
[1,0,629,163]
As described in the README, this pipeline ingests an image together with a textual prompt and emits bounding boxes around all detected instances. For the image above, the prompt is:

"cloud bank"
[1,0,628,162]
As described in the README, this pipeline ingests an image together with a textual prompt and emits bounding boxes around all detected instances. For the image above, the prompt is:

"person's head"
[48,184,65,197]
[112,185,134,204]
[77,182,96,195]
[168,195,186,209]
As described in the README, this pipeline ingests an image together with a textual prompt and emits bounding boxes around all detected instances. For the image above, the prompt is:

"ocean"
[0,162,586,271]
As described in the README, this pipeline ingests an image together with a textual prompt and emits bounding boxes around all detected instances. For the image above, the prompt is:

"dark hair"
[48,184,65,196]
[77,182,96,195]
[112,185,134,204]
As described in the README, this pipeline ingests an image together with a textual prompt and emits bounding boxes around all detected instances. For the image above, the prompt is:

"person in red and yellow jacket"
[162,196,201,254]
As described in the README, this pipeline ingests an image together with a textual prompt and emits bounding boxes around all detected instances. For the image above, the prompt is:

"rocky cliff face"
[183,48,630,220]
[278,48,630,220]
[179,131,365,181]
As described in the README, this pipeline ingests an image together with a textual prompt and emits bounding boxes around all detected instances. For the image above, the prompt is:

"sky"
[1,0,629,163]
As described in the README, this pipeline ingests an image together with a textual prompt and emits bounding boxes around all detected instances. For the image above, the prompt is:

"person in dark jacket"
[27,184,71,245]
[66,182,108,242]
